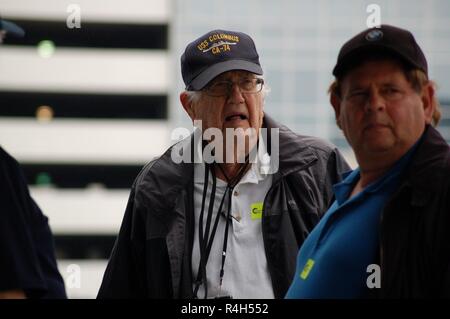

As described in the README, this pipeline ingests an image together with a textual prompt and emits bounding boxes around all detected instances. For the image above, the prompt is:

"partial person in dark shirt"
[0,18,66,299]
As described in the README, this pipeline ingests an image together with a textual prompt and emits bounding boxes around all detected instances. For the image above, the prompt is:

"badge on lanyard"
[250,202,263,220]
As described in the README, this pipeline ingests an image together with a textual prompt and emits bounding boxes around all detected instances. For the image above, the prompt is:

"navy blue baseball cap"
[181,29,263,90]
[333,24,427,77]
[0,18,25,38]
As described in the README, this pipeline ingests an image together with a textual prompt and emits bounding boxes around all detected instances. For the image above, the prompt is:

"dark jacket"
[0,146,66,298]
[379,125,450,298]
[97,115,350,298]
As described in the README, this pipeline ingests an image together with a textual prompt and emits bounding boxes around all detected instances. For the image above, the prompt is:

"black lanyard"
[193,160,249,299]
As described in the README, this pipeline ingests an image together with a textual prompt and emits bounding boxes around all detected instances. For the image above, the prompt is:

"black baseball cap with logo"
[332,24,428,78]
[0,17,25,38]
[181,29,263,90]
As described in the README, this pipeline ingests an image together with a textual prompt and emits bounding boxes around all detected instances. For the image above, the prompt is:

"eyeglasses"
[202,78,264,97]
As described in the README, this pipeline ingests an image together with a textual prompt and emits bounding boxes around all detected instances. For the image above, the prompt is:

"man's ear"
[180,91,196,121]
[421,82,435,125]
[330,92,342,129]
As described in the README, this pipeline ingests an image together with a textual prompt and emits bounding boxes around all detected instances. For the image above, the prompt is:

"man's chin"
[363,141,395,153]
[223,120,250,130]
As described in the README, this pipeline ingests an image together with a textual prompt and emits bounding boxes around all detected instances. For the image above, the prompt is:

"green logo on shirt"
[300,259,315,280]
[251,202,263,220]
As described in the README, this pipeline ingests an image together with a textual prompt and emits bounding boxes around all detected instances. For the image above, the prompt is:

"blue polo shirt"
[285,145,417,299]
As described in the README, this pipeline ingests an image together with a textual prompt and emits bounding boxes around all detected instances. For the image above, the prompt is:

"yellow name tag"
[300,259,315,280]
[250,202,263,220]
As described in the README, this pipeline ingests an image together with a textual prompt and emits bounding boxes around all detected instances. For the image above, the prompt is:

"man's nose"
[227,83,245,104]
[365,88,386,113]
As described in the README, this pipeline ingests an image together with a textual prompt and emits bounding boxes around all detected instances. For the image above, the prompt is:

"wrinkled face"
[186,70,264,134]
[181,70,265,162]
[332,59,433,161]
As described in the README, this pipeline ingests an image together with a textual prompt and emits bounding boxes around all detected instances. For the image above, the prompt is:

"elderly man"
[98,29,349,299]
[0,18,66,299]
[286,24,449,298]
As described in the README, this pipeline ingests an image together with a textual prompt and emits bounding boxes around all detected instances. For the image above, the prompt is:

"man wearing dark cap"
[98,29,349,298]
[286,25,449,298]
[0,18,66,298]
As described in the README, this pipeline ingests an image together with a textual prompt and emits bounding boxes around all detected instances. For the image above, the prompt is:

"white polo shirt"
[192,150,274,299]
